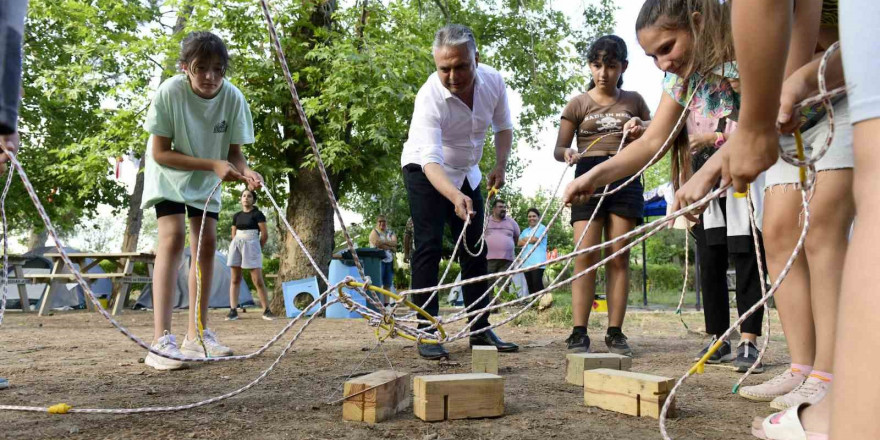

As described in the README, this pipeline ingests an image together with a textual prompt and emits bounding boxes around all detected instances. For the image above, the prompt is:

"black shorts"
[154,200,219,220]
[570,156,644,225]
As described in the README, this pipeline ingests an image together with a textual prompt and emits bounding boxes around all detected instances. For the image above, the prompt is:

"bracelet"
[714,132,725,148]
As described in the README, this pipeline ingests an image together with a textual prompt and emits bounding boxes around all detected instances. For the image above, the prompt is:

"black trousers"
[403,164,490,330]
[524,268,545,294]
[693,202,767,337]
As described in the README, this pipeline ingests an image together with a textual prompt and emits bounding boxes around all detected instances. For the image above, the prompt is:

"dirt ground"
[0,307,788,440]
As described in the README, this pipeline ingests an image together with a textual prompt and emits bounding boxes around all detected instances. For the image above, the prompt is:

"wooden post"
[111,257,135,315]
[566,353,632,386]
[12,263,31,312]
[472,346,498,375]
[583,369,675,419]
[413,373,504,421]
[342,370,410,423]
[37,258,62,316]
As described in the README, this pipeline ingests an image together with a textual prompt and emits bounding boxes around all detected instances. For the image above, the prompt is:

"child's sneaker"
[261,309,276,321]
[180,329,233,358]
[0,377,8,389]
[738,368,808,402]
[770,375,830,410]
[734,340,764,373]
[144,332,185,371]
[226,308,238,321]
[694,336,734,363]
[565,329,590,352]
[605,330,633,357]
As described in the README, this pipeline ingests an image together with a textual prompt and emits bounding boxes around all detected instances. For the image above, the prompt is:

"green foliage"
[643,228,691,265]
[13,0,160,235]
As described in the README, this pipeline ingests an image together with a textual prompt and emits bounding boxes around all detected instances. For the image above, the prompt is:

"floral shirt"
[662,62,741,120]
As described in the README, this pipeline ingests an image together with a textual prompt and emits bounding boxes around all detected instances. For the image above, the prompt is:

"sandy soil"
[0,307,788,439]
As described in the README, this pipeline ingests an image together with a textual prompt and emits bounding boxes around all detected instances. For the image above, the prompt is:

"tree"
[13,0,160,238]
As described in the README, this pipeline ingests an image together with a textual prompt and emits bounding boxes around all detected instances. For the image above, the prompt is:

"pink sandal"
[751,403,827,440]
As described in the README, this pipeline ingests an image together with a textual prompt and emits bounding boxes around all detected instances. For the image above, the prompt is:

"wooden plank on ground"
[342,370,410,423]
[566,353,631,386]
[583,369,675,419]
[413,373,503,422]
[472,346,498,375]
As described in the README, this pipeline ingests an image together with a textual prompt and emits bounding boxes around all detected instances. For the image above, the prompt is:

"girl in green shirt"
[142,31,262,370]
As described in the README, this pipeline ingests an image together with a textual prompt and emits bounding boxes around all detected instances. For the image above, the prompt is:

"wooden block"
[472,346,498,374]
[565,353,631,386]
[583,369,675,419]
[342,370,411,423]
[413,373,504,421]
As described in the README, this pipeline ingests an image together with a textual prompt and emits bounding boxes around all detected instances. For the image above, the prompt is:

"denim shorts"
[765,98,853,189]
[571,156,644,224]
[380,261,394,287]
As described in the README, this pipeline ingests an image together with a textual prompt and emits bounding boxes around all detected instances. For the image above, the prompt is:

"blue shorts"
[380,261,394,288]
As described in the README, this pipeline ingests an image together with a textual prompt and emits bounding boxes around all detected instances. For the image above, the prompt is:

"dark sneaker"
[225,308,238,321]
[262,309,276,321]
[694,336,734,364]
[0,377,8,389]
[605,331,633,357]
[565,330,591,353]
[734,340,764,373]
[417,343,450,360]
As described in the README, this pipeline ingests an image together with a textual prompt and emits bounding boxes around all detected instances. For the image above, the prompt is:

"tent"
[134,247,254,310]
[3,246,113,310]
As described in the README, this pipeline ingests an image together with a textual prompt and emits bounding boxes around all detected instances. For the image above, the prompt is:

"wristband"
[714,132,725,148]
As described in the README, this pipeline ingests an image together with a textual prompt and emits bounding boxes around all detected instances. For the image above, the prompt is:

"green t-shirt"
[142,75,255,212]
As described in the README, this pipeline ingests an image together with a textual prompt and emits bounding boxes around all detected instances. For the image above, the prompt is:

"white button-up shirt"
[400,64,513,190]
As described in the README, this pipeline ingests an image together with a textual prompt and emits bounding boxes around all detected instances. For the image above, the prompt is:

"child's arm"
[227,143,263,189]
[258,222,268,247]
[721,0,793,192]
[152,135,244,181]
[552,119,578,164]
[778,49,844,134]
[562,94,685,205]
[231,225,237,241]
[786,0,823,79]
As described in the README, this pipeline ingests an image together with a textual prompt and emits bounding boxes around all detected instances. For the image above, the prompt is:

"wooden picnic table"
[4,255,33,313]
[27,252,155,316]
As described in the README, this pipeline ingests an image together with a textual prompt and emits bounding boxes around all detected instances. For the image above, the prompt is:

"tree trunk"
[120,164,145,252]
[120,3,192,252]
[26,228,48,251]
[267,0,339,315]
[269,168,335,314]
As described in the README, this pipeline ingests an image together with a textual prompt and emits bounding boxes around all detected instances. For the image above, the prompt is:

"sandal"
[751,403,827,440]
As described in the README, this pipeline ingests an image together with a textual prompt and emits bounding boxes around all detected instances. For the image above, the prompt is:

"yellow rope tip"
[48,403,72,414]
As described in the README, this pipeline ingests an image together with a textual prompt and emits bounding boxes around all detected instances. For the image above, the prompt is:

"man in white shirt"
[401,24,518,360]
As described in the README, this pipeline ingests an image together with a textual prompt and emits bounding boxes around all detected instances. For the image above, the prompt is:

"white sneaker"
[180,329,233,358]
[739,368,807,402]
[144,332,185,371]
[770,375,830,410]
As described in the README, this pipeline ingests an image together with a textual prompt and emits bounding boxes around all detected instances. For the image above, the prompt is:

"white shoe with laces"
[180,329,233,358]
[770,375,830,410]
[144,332,185,371]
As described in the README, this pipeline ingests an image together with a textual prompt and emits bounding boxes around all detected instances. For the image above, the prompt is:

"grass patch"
[510,287,701,329]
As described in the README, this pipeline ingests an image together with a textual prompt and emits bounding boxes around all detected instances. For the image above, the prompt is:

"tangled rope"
[0,7,847,440]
